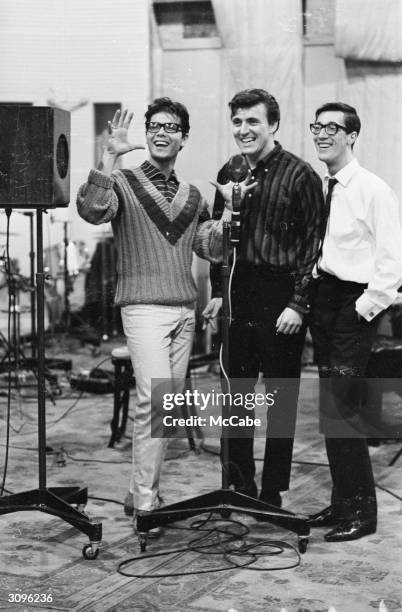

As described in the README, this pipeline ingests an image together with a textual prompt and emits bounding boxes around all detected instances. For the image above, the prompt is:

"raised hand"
[106,109,145,157]
[209,170,258,209]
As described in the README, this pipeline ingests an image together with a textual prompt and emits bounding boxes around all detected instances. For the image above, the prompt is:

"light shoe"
[124,491,164,516]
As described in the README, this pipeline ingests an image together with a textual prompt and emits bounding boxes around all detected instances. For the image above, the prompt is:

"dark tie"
[318,178,338,264]
[325,177,338,211]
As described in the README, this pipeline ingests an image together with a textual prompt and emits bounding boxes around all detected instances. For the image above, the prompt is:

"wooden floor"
[0,334,401,612]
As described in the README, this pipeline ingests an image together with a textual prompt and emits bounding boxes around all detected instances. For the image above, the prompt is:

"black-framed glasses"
[146,121,182,134]
[310,122,348,136]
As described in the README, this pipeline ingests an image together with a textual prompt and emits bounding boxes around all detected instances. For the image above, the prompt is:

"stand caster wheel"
[82,544,99,560]
[298,537,308,554]
[138,533,148,553]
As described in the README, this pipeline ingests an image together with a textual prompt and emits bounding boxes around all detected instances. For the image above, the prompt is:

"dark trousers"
[309,274,379,518]
[223,263,307,498]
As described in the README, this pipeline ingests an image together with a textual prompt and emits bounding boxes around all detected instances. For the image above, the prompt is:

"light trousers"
[121,303,195,511]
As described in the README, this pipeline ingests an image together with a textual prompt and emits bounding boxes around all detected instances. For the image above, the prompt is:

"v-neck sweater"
[77,167,218,306]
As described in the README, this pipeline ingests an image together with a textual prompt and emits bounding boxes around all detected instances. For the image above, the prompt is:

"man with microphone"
[203,88,325,506]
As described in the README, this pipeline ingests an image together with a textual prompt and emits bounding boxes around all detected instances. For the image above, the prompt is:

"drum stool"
[108,346,218,449]
[109,346,134,448]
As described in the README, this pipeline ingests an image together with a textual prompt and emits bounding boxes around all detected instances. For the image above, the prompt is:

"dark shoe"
[307,505,344,528]
[324,518,377,542]
[259,490,282,508]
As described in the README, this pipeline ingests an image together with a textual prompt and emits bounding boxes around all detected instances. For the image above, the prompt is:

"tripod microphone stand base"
[137,488,309,553]
[0,486,102,559]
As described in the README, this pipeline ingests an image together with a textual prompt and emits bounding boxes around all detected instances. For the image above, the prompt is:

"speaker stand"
[23,211,37,359]
[0,208,102,560]
[136,223,309,554]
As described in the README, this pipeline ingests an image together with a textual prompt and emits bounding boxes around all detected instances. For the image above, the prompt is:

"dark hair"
[228,88,280,131]
[315,102,361,135]
[145,97,190,136]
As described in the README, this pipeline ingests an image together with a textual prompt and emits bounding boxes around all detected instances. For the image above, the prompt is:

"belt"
[236,261,295,278]
[316,268,367,288]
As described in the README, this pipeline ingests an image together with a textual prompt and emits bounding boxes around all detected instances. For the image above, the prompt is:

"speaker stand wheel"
[82,542,100,560]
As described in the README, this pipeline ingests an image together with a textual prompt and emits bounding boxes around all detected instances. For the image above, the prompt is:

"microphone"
[227,154,249,183]
[227,154,248,245]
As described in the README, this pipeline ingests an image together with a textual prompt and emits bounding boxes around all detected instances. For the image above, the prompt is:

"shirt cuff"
[355,293,384,321]
[288,292,310,315]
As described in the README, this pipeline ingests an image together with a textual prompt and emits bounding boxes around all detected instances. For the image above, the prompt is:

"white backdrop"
[335,0,402,200]
[211,0,304,158]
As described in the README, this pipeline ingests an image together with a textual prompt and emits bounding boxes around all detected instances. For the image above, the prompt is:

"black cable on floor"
[117,513,300,578]
[1,390,85,436]
[62,449,128,465]
[88,495,124,506]
[1,355,115,437]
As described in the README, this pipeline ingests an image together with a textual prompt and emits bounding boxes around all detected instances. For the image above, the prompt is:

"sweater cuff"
[88,168,115,189]
[194,220,223,263]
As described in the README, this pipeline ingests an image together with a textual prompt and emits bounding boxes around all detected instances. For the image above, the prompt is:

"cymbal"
[93,232,113,238]
[1,306,31,314]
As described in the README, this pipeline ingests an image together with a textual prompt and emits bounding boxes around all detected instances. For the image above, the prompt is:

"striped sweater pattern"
[77,167,219,306]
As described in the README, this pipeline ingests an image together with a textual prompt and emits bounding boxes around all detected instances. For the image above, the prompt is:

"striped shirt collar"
[141,160,179,185]
[254,141,283,170]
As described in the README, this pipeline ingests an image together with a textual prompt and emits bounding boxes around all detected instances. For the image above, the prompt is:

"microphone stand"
[137,212,310,553]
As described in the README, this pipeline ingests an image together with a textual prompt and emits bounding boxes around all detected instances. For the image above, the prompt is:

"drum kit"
[43,237,91,330]
[0,250,33,364]
[0,226,91,391]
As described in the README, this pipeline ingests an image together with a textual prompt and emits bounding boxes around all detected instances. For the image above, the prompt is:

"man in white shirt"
[307,102,402,542]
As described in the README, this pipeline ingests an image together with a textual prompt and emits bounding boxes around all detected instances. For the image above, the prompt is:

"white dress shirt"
[316,158,402,321]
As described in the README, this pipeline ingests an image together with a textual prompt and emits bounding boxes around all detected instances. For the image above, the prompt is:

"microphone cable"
[117,513,301,578]
[218,246,237,395]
